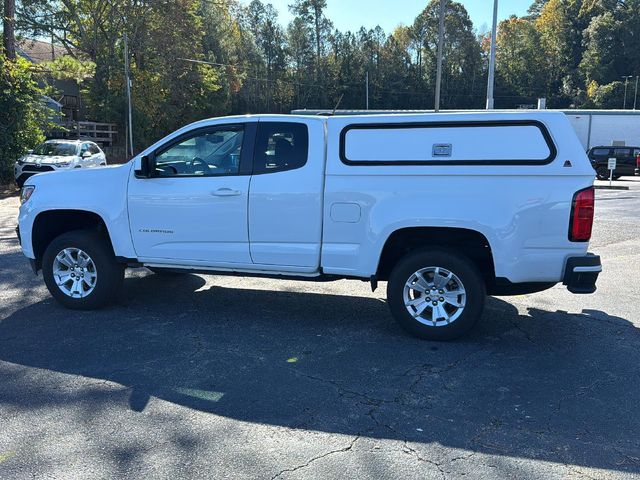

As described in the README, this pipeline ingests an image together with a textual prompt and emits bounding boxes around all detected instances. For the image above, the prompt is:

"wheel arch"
[376,226,496,286]
[31,209,115,272]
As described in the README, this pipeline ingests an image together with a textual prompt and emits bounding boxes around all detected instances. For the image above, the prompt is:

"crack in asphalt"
[269,435,360,480]
[291,370,399,405]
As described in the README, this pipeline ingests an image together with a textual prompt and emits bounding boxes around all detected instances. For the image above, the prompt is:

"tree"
[495,16,546,101]
[412,1,483,109]
[3,0,16,59]
[290,0,332,106]
[580,1,640,86]
[587,80,625,109]
[0,53,52,181]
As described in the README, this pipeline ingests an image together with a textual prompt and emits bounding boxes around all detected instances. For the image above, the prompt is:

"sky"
[251,0,532,34]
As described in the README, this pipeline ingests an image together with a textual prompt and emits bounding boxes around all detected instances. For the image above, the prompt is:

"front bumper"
[15,226,38,274]
[563,253,601,294]
[15,163,57,186]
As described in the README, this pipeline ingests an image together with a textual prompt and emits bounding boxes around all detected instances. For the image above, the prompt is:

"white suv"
[15,139,107,187]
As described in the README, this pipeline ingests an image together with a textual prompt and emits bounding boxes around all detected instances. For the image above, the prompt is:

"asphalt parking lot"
[0,179,639,479]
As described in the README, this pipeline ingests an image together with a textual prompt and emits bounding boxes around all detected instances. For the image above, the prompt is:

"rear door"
[248,119,325,270]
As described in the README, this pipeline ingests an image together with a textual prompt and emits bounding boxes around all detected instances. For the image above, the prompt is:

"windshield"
[33,143,77,156]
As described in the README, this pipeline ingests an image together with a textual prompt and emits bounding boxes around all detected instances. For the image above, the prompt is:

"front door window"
[155,127,244,177]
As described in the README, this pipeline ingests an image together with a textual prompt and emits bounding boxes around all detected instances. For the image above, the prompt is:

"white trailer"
[563,110,640,150]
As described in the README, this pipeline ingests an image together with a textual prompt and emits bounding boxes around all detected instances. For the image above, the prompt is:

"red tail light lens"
[569,187,594,242]
[636,154,640,168]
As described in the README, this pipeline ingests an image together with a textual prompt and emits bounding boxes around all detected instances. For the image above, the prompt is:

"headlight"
[53,161,71,167]
[20,185,35,204]
[16,158,25,166]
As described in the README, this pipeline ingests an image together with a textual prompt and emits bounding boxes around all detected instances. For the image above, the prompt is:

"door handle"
[212,188,242,197]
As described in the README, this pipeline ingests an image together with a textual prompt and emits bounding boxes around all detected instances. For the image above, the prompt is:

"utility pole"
[634,76,638,110]
[123,33,134,156]
[622,75,632,109]
[365,71,369,110]
[434,0,446,112]
[486,0,499,110]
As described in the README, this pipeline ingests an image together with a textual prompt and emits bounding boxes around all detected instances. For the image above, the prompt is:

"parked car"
[14,139,107,188]
[587,145,640,180]
[16,112,601,340]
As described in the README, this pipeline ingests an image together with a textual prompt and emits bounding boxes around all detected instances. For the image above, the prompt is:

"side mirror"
[135,155,155,178]
[82,151,92,158]
[27,149,33,154]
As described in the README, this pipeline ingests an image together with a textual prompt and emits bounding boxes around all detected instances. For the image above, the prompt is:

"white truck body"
[16,111,601,340]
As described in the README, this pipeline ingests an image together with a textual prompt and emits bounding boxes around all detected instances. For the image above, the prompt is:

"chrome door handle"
[212,188,241,197]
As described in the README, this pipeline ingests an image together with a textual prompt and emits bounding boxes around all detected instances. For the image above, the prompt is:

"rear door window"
[253,122,309,174]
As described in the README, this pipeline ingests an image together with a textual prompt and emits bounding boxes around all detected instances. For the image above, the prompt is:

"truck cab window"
[253,122,309,174]
[155,126,244,177]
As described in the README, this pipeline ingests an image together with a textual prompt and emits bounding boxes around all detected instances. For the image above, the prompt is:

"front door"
[128,123,255,266]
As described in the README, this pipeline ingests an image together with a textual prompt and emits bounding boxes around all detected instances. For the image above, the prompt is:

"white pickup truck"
[16,112,601,340]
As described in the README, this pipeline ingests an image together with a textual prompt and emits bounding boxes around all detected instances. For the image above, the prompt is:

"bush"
[0,53,53,183]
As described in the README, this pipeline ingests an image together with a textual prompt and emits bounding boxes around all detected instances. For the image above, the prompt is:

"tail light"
[569,187,594,242]
[636,154,640,168]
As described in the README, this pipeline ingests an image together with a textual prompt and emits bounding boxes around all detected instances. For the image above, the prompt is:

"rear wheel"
[387,249,486,341]
[42,230,124,310]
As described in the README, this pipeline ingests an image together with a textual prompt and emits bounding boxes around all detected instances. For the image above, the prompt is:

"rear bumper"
[563,253,601,294]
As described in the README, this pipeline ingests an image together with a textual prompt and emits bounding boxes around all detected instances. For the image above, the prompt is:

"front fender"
[17,163,137,260]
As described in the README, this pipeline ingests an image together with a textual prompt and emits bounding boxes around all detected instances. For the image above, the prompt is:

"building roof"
[16,38,70,63]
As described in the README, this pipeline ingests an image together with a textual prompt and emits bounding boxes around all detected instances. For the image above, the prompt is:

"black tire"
[42,230,124,310]
[612,174,622,180]
[387,248,486,341]
[596,166,610,180]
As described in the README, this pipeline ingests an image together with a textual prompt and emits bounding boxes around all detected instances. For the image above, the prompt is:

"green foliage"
[42,55,96,83]
[496,17,546,99]
[587,81,625,109]
[0,53,52,182]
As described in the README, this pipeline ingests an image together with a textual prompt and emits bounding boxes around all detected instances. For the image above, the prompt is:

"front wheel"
[42,230,124,310]
[387,249,486,341]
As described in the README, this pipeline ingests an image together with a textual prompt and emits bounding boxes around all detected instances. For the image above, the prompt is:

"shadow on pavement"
[0,272,639,474]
